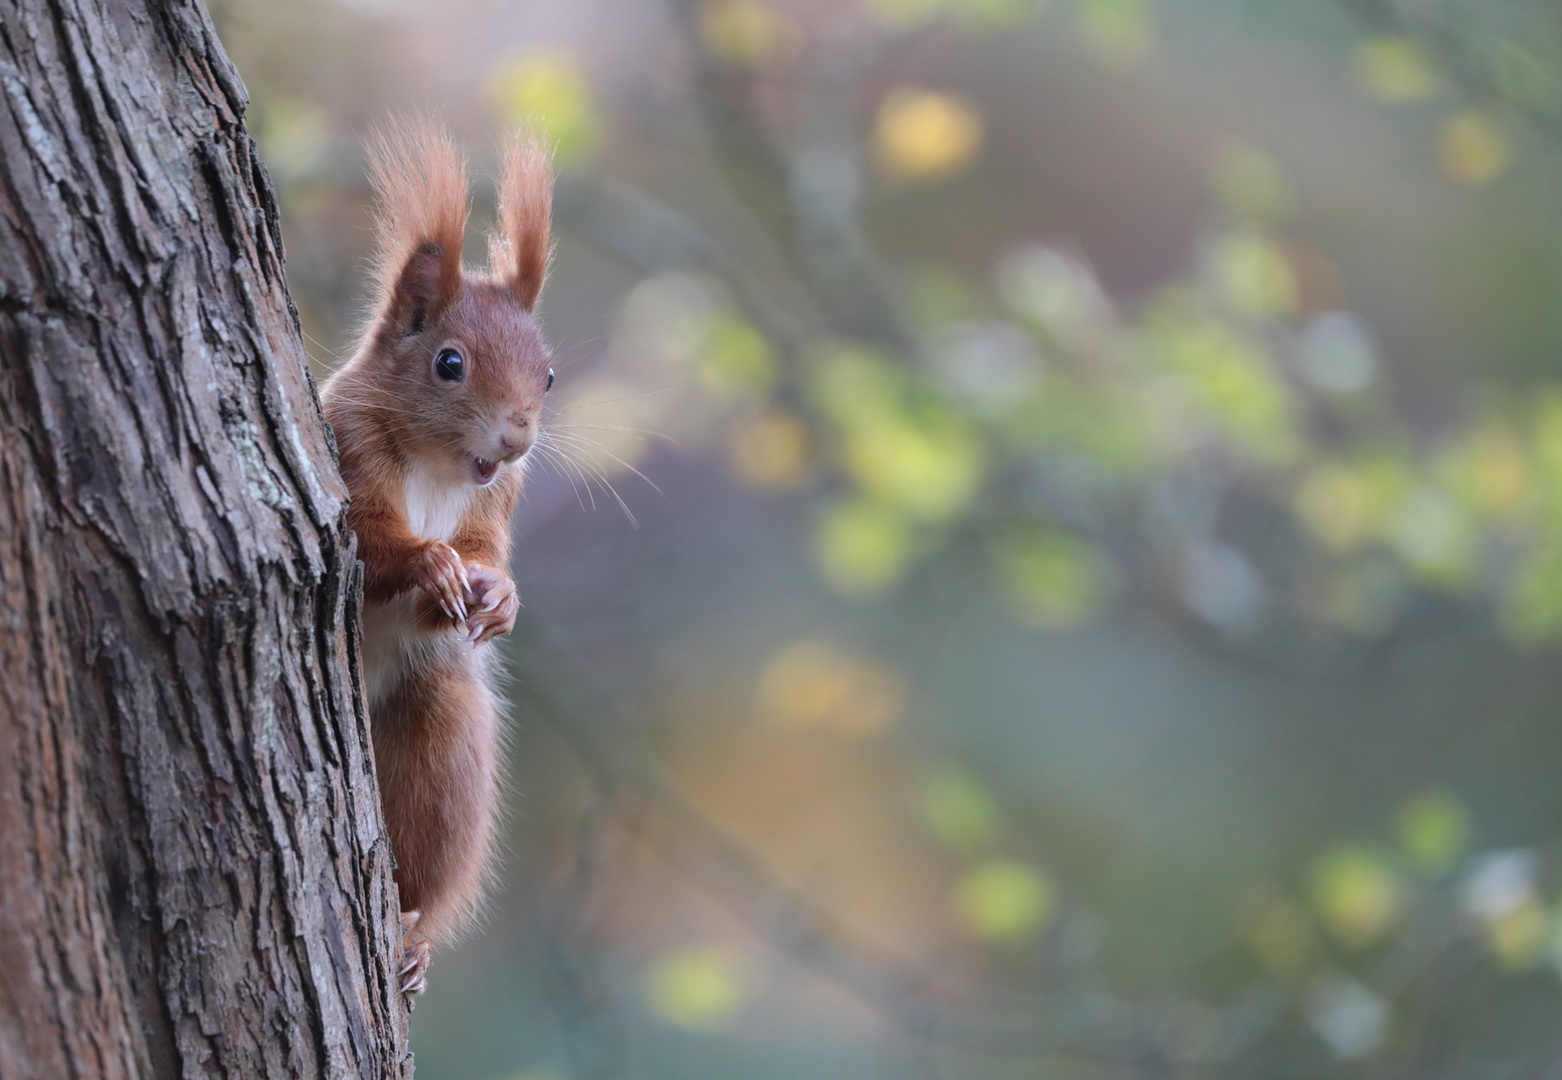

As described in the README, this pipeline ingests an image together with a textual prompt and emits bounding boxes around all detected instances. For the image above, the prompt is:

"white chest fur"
[404,464,476,541]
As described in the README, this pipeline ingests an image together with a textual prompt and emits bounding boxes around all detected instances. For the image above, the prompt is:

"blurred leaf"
[874,88,985,182]
[1354,37,1441,103]
[1074,0,1153,67]
[698,313,775,401]
[1463,852,1548,969]
[922,768,1000,852]
[644,948,749,1031]
[1146,311,1296,464]
[995,528,1111,628]
[1386,485,1476,584]
[1441,422,1531,520]
[956,859,1054,942]
[488,49,599,161]
[814,498,917,596]
[1293,458,1407,553]
[1489,897,1549,969]
[1438,111,1510,187]
[843,415,983,521]
[811,345,984,520]
[1310,846,1405,948]
[729,411,811,489]
[1211,231,1297,319]
[996,245,1114,353]
[1397,791,1470,874]
[698,0,797,69]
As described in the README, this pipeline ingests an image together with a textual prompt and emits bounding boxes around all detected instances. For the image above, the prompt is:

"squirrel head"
[358,118,554,488]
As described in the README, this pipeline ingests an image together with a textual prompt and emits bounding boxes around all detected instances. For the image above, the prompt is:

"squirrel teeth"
[470,456,500,485]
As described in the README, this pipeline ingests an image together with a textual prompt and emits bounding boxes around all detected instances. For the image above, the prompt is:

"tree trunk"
[0,0,410,1076]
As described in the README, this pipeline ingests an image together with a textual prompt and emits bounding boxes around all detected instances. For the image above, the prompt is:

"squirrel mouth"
[470,456,500,486]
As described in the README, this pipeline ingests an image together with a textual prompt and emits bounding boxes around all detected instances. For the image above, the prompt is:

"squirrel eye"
[546,368,555,392]
[433,348,464,382]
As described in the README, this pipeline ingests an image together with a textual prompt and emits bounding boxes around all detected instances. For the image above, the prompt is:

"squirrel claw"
[414,541,467,626]
[462,565,519,647]
[399,912,431,999]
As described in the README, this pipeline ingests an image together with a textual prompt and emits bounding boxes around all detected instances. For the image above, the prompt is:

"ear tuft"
[367,115,469,333]
[487,131,553,311]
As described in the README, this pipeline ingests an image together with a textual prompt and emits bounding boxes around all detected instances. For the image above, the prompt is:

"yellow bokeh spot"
[1354,37,1440,103]
[814,499,916,597]
[644,948,748,1031]
[844,417,983,522]
[996,529,1111,628]
[1439,111,1510,187]
[1212,231,1296,319]
[1311,847,1405,948]
[729,411,810,489]
[1294,464,1378,552]
[757,639,906,739]
[956,859,1054,942]
[1488,896,1550,970]
[699,0,795,69]
[874,89,985,182]
[488,49,599,161]
[1446,423,1531,519]
[922,768,1000,852]
[1076,0,1153,68]
[1397,792,1469,874]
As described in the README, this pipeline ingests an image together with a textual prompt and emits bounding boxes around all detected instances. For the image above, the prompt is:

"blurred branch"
[503,612,1307,1077]
[661,0,918,352]
[1336,0,1562,136]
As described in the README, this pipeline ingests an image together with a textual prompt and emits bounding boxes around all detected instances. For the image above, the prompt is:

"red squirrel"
[321,118,553,996]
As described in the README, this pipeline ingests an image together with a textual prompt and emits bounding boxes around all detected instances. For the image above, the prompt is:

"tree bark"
[0,0,410,1076]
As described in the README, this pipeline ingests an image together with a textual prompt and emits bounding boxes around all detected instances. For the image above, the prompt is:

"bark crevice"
[0,0,411,1076]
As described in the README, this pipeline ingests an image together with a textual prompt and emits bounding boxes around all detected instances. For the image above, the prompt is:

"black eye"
[546,368,555,392]
[434,348,464,382]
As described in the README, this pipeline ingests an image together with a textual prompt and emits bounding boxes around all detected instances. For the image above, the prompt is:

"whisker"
[543,431,663,495]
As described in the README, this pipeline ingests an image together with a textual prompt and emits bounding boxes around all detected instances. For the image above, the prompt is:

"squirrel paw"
[413,541,469,623]
[399,911,431,997]
[462,564,519,647]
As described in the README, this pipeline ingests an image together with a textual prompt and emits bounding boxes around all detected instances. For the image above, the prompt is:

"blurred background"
[216,0,1562,1075]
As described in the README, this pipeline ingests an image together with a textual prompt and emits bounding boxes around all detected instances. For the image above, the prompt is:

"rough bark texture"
[0,0,411,1076]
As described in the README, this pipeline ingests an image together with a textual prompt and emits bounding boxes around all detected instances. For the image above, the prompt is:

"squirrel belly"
[319,116,554,993]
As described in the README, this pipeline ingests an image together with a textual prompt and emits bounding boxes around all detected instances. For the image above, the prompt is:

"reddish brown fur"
[321,118,554,962]
[489,132,551,311]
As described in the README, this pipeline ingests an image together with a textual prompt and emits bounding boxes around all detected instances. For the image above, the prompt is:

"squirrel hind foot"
[399,911,432,998]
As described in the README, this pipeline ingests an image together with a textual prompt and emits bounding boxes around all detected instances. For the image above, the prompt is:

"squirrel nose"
[498,425,533,463]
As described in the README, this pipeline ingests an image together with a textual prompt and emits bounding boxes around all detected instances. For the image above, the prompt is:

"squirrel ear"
[366,115,469,335]
[390,241,454,337]
[488,132,553,311]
